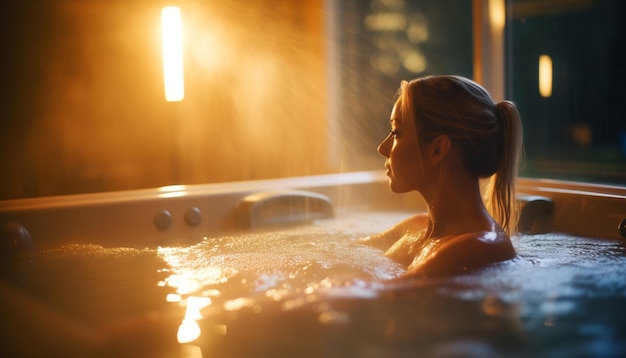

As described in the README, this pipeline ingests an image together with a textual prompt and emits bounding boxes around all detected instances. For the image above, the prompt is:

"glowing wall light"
[488,0,505,31]
[162,6,184,102]
[539,54,553,98]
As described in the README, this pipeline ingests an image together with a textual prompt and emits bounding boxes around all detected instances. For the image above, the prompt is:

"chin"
[388,181,409,194]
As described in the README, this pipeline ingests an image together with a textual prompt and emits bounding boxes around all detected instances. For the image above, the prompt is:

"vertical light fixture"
[162,6,184,102]
[488,0,505,31]
[539,54,553,98]
[473,0,506,101]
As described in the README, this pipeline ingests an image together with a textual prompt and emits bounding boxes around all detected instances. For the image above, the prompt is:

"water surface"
[11,212,626,357]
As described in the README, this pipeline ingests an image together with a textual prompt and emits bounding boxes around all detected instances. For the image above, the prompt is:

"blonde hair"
[397,75,523,235]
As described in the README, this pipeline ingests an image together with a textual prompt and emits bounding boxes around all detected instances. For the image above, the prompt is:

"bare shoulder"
[361,213,428,250]
[406,230,515,277]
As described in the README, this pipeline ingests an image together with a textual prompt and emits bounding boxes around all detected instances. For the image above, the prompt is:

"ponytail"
[485,101,523,236]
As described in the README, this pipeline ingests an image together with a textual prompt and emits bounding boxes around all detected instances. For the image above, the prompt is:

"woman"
[365,75,523,277]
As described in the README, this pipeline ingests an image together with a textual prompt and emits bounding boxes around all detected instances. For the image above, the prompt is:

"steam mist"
[0,0,473,199]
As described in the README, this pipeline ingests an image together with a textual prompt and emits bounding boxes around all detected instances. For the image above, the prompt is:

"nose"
[378,133,392,157]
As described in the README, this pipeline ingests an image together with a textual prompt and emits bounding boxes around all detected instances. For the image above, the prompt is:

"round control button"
[0,222,32,255]
[154,210,172,230]
[185,207,202,226]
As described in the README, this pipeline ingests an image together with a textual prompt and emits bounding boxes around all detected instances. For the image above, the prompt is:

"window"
[332,0,626,185]
[507,0,626,185]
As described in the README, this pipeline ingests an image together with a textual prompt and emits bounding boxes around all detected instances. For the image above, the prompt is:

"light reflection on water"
[156,213,406,301]
[177,296,212,344]
[156,213,404,350]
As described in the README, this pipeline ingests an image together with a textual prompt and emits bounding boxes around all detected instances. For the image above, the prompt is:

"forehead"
[390,101,402,127]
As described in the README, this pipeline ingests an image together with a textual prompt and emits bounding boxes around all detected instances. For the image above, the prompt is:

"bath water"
[7,212,626,357]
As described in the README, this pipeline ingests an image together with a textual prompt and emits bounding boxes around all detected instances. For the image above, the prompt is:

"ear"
[429,135,451,165]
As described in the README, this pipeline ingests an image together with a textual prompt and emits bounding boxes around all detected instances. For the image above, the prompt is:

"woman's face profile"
[378,100,423,193]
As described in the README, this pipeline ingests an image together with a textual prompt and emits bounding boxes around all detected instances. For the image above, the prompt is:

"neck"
[422,177,494,239]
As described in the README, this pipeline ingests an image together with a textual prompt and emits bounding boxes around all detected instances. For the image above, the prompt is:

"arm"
[361,214,428,250]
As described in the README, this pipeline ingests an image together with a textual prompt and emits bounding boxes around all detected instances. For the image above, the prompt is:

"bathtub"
[1,171,624,248]
[1,171,625,357]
